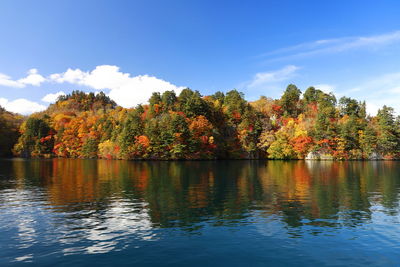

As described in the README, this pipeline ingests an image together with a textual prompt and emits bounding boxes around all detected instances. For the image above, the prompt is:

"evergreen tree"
[376,106,400,156]
[280,84,301,118]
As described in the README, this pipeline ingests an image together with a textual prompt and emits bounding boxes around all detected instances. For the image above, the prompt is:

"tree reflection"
[3,159,400,235]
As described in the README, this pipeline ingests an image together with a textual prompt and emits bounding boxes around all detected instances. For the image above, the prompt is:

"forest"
[2,85,400,160]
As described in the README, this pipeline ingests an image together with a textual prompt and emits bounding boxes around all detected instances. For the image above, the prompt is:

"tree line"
[3,85,400,160]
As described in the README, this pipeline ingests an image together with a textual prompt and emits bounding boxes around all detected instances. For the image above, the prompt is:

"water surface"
[0,159,399,266]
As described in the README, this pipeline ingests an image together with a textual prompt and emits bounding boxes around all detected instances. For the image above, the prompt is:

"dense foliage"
[8,86,400,159]
[0,107,23,157]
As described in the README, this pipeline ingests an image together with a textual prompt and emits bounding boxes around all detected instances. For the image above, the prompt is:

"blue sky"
[1,0,400,114]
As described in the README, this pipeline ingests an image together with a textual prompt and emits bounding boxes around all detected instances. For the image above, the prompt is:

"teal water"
[0,159,399,266]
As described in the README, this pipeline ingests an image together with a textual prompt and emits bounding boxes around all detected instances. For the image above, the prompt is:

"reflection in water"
[0,159,400,265]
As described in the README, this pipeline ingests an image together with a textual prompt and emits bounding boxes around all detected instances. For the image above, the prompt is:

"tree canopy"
[2,86,399,160]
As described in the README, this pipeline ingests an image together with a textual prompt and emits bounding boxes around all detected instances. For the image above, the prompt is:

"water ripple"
[1,159,400,265]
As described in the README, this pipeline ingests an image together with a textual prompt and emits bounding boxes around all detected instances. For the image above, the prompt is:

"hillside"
[8,85,400,160]
[0,107,23,157]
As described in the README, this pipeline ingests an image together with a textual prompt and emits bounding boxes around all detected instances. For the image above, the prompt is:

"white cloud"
[108,75,184,107]
[49,68,88,84]
[0,98,46,115]
[258,38,344,58]
[0,69,46,88]
[49,65,185,108]
[341,71,400,115]
[261,30,400,62]
[18,68,46,86]
[41,91,66,103]
[0,65,185,109]
[0,73,25,88]
[344,31,400,49]
[246,65,299,89]
[82,65,131,90]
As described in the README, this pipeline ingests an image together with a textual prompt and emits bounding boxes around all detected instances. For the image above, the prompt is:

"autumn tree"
[10,86,400,160]
[14,117,53,157]
[149,92,162,115]
[0,107,22,157]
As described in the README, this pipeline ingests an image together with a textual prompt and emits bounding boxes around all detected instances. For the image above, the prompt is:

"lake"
[0,159,399,266]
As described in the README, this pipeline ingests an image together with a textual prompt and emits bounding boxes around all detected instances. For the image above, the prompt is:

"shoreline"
[2,157,400,162]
